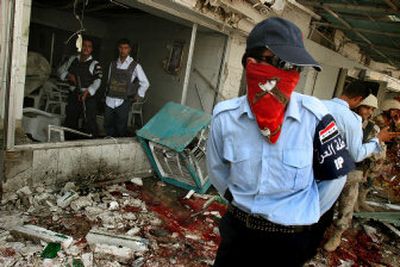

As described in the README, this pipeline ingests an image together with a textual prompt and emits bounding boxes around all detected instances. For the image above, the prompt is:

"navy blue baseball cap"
[247,17,322,71]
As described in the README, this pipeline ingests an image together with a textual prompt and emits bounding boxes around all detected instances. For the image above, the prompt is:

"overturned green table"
[137,102,211,194]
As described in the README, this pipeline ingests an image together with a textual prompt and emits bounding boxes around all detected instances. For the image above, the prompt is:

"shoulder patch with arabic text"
[313,114,355,180]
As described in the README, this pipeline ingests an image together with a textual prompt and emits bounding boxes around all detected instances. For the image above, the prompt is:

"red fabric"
[246,62,300,144]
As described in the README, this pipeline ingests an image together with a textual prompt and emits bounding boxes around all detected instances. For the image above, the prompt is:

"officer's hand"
[377,126,400,142]
[134,95,144,102]
[80,90,90,102]
[67,73,77,85]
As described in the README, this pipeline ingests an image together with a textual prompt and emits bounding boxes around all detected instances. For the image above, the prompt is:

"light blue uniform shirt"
[323,98,381,162]
[207,93,346,226]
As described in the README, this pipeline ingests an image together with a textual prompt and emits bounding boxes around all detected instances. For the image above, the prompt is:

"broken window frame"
[164,41,185,75]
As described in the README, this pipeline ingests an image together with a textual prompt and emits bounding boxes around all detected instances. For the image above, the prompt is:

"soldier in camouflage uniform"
[375,98,400,191]
[355,103,388,212]
[356,98,400,212]
[324,95,386,251]
[375,99,400,132]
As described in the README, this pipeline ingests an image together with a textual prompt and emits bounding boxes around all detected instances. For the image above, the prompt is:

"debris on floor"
[11,224,73,249]
[0,177,227,266]
[305,142,400,267]
[1,139,400,267]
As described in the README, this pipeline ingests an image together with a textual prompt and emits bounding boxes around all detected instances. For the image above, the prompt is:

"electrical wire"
[65,0,89,45]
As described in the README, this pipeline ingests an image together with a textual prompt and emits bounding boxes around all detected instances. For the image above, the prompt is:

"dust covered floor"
[0,177,226,266]
[0,175,399,266]
[307,141,400,267]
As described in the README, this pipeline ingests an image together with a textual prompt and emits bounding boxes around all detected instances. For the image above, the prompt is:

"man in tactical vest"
[58,38,102,139]
[104,39,150,137]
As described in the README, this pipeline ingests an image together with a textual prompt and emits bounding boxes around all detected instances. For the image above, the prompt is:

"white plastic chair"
[129,94,149,128]
[43,80,70,117]
[25,87,44,109]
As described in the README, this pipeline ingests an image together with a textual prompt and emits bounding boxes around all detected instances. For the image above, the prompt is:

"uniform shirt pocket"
[223,141,260,192]
[282,148,313,190]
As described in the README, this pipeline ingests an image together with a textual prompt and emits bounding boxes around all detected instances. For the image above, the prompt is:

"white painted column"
[0,0,13,128]
[3,0,16,149]
[5,0,32,149]
[181,23,197,105]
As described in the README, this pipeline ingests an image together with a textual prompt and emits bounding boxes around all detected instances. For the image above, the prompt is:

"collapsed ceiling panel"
[299,0,400,70]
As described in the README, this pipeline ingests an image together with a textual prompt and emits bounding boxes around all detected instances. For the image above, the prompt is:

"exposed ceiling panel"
[299,0,400,70]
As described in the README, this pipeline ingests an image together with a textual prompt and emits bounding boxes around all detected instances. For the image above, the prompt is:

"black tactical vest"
[107,60,139,99]
[68,58,95,89]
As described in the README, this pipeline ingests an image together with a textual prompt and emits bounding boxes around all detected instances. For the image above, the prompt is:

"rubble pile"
[0,177,227,266]
[1,172,399,266]
[305,221,400,267]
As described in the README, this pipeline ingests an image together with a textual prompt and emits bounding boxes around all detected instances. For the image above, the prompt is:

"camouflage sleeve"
[373,114,388,129]
[367,123,386,175]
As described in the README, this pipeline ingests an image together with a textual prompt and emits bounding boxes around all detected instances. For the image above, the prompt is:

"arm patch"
[313,114,355,180]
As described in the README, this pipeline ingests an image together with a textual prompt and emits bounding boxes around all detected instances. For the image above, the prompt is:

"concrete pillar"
[218,33,246,101]
[0,0,13,130]
[4,0,31,148]
[13,0,32,124]
[302,70,319,96]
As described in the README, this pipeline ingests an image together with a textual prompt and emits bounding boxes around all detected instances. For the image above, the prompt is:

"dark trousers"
[64,92,98,140]
[308,206,335,258]
[213,212,318,267]
[104,99,131,137]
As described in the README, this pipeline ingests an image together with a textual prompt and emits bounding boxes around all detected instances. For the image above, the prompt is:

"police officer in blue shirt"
[322,82,400,252]
[207,17,355,267]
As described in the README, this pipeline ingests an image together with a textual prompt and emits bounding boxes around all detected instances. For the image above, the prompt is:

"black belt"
[228,205,311,234]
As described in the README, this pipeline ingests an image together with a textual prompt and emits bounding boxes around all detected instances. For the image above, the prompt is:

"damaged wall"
[369,61,400,79]
[3,139,152,194]
[333,30,364,64]
[281,2,312,37]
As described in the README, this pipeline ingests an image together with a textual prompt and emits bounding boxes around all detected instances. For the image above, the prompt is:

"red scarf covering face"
[246,62,300,144]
